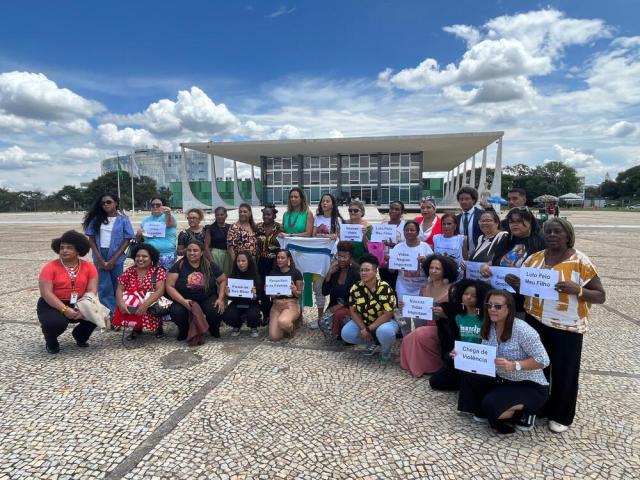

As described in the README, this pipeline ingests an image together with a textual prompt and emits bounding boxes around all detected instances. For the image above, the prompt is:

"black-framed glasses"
[485,303,506,311]
[102,200,114,205]
[348,209,361,213]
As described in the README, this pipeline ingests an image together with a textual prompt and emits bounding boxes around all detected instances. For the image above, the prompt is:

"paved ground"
[0,210,639,479]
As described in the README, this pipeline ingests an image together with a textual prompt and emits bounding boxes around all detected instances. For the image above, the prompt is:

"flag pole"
[130,151,135,214]
[116,152,121,203]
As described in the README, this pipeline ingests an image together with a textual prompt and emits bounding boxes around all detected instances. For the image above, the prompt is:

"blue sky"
[1,1,639,190]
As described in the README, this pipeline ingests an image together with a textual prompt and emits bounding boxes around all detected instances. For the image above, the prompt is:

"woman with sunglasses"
[455,290,549,434]
[345,200,371,263]
[83,192,134,316]
[509,218,605,433]
[177,208,208,258]
[136,197,178,271]
[415,196,442,250]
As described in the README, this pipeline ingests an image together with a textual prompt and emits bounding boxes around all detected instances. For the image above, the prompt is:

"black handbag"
[147,267,172,316]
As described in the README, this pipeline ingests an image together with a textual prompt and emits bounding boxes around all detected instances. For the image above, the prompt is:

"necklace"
[286,210,302,229]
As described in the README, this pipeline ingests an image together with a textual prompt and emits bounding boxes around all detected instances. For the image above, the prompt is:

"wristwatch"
[515,361,522,371]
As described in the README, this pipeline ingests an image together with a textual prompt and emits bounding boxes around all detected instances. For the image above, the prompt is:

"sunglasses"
[348,209,361,213]
[151,203,163,207]
[485,303,506,311]
[187,216,200,220]
[102,200,114,205]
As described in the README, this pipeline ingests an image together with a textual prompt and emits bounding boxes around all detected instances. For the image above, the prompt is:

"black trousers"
[37,298,96,345]
[223,301,261,329]
[379,267,398,291]
[169,297,223,339]
[257,256,275,321]
[429,364,460,391]
[458,373,549,427]
[526,313,583,425]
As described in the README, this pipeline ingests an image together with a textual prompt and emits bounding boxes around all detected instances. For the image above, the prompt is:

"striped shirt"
[523,249,598,334]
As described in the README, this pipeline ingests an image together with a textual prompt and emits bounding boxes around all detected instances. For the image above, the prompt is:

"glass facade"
[263,152,423,205]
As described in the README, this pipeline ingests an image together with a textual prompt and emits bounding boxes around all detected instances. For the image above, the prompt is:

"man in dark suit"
[456,186,483,253]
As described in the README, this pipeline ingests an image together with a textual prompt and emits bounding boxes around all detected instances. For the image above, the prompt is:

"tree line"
[0,171,173,212]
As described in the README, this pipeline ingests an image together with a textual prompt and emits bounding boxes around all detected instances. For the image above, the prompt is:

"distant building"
[101,148,210,188]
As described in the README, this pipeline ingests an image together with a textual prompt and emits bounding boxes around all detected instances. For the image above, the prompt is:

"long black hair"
[491,207,545,265]
[230,250,262,290]
[447,279,491,319]
[82,192,120,232]
[316,193,343,234]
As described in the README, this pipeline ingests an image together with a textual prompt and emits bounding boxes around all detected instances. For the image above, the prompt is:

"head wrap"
[421,196,437,208]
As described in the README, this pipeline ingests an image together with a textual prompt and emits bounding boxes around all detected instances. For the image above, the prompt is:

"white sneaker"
[473,415,489,424]
[250,328,259,338]
[549,420,569,433]
[231,328,241,337]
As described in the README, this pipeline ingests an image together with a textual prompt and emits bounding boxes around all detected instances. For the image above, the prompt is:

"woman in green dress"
[278,188,315,316]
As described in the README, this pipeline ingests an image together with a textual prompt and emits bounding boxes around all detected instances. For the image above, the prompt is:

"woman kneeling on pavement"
[268,249,304,341]
[38,230,99,354]
[223,250,262,338]
[113,243,166,339]
[456,290,550,434]
[166,240,227,340]
[341,253,398,363]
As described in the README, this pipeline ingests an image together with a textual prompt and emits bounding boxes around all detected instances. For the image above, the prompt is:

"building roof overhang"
[182,131,503,171]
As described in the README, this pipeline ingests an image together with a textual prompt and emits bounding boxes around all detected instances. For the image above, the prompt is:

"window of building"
[380,154,389,168]
[390,186,400,202]
[341,172,349,185]
[350,171,359,184]
[370,169,378,183]
[321,172,329,184]
[311,156,320,169]
[350,155,359,168]
[311,170,320,185]
[330,156,337,168]
[292,171,298,183]
[303,172,311,185]
[400,154,410,167]
[390,169,399,183]
[390,154,400,167]
[381,170,390,184]
[283,172,291,184]
[400,187,410,203]
[266,172,273,185]
[303,156,310,169]
[359,155,369,168]
[320,156,330,169]
[330,170,337,183]
[311,186,321,203]
[400,170,410,183]
[274,158,282,170]
[274,171,282,185]
[283,158,292,170]
[360,171,370,184]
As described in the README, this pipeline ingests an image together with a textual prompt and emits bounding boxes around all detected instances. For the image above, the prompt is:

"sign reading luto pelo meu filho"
[454,341,496,377]
[519,267,560,300]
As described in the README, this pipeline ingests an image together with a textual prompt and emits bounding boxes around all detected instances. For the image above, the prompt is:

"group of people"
[36,185,605,435]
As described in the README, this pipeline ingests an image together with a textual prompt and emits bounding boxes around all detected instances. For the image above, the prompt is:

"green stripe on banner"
[303,272,314,307]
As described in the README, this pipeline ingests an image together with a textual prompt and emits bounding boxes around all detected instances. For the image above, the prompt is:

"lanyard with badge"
[61,260,81,304]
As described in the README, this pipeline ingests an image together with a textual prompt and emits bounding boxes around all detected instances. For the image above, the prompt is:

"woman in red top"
[38,230,99,354]
[415,196,442,249]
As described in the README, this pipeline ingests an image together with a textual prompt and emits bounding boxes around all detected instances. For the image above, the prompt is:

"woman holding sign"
[509,218,605,433]
[341,254,398,363]
[223,251,262,338]
[400,254,458,377]
[456,291,550,435]
[466,211,509,264]
[415,196,442,250]
[389,221,433,301]
[166,240,227,340]
[227,203,258,263]
[432,213,467,277]
[344,200,371,263]
[136,197,177,271]
[267,249,304,341]
[375,200,406,288]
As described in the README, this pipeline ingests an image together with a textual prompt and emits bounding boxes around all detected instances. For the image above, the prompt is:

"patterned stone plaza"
[0,211,638,479]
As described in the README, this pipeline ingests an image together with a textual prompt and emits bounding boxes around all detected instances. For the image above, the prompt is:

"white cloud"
[0,145,50,170]
[546,144,608,179]
[266,5,295,18]
[0,71,104,121]
[606,121,638,138]
[443,24,480,47]
[97,123,166,149]
[444,76,537,105]
[266,124,304,140]
[63,145,100,160]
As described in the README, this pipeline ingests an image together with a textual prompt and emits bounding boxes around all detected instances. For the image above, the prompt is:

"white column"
[250,165,261,206]
[444,171,451,198]
[232,161,245,207]
[470,154,476,189]
[180,145,210,210]
[209,154,231,208]
[452,165,460,198]
[478,147,488,194]
[490,137,503,197]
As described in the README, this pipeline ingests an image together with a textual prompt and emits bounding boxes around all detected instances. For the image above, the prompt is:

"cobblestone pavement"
[0,211,639,479]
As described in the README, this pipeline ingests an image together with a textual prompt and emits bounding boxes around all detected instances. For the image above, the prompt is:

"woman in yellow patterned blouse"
[507,218,605,434]
[341,253,398,363]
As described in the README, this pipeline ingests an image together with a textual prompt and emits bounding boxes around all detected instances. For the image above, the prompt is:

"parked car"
[626,204,640,210]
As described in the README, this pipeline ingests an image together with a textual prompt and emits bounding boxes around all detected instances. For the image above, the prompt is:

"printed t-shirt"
[523,249,598,334]
[456,313,482,343]
[170,259,223,303]
[39,259,98,302]
[314,215,341,235]
[348,280,396,325]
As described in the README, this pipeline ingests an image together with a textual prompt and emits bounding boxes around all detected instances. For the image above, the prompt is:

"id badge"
[69,292,78,305]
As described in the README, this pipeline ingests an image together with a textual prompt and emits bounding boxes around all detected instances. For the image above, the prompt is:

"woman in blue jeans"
[83,193,134,316]
[341,253,398,363]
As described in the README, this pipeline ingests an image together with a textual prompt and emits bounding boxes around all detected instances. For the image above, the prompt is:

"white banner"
[277,237,337,276]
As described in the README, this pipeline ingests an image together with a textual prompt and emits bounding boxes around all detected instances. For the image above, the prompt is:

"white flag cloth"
[278,237,337,276]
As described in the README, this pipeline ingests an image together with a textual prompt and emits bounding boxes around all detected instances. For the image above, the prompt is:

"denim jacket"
[85,213,135,265]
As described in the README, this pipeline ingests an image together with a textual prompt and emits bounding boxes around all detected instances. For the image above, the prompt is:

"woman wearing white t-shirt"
[389,221,433,301]
[311,193,344,323]
[432,213,467,279]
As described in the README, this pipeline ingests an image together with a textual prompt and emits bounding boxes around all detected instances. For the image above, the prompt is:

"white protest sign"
[265,276,292,296]
[370,224,396,243]
[454,341,496,377]
[143,222,166,238]
[402,295,433,320]
[339,224,363,242]
[519,267,560,300]
[465,261,488,281]
[389,245,418,271]
[228,278,254,299]
[489,266,520,293]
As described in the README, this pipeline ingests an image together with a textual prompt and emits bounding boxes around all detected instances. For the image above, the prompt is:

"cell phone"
[127,306,138,314]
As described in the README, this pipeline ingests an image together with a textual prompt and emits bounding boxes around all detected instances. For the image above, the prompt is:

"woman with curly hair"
[83,192,134,316]
[37,230,99,354]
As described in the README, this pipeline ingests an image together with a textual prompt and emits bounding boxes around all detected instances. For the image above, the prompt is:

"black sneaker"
[514,413,536,432]
[46,341,60,354]
[495,420,516,435]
